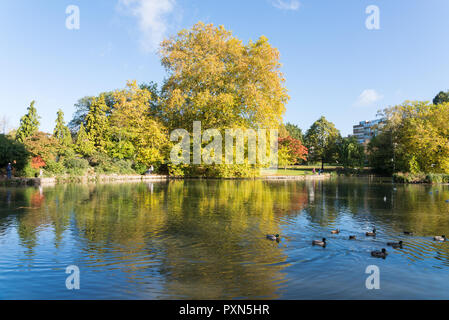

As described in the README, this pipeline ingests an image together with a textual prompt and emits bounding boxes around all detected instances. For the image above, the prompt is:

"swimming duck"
[434,235,446,242]
[403,231,413,235]
[387,241,403,248]
[366,228,377,237]
[371,248,388,258]
[349,235,356,240]
[331,229,340,234]
[312,238,326,247]
[266,234,280,242]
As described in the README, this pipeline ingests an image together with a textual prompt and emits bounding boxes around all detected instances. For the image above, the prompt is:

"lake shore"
[0,173,331,186]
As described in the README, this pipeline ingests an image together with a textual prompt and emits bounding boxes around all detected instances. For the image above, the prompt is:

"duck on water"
[371,248,388,259]
[312,238,326,247]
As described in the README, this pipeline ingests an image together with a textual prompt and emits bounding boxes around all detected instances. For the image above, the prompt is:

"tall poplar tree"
[75,123,95,156]
[53,109,72,146]
[84,94,110,153]
[16,100,40,143]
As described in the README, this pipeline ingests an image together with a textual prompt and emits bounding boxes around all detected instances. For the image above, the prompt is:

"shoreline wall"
[0,173,331,186]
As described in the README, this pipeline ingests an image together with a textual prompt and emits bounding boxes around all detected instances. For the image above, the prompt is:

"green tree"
[284,123,303,142]
[433,90,449,105]
[0,134,29,171]
[139,81,161,117]
[338,136,365,168]
[75,123,95,156]
[68,92,114,133]
[84,94,110,153]
[304,116,340,170]
[16,101,40,143]
[367,130,394,174]
[53,109,72,146]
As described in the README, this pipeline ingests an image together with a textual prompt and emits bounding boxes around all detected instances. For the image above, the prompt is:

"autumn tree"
[304,116,340,170]
[109,81,168,166]
[23,132,60,164]
[53,109,72,146]
[278,136,308,169]
[16,101,40,143]
[376,101,449,174]
[160,22,289,132]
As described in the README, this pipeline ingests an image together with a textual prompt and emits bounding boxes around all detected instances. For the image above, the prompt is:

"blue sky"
[1,0,449,136]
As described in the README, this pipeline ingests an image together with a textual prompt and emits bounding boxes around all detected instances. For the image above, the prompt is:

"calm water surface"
[1,177,449,299]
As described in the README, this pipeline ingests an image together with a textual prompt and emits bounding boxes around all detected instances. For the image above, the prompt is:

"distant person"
[312,168,316,175]
[145,165,154,175]
[6,162,12,179]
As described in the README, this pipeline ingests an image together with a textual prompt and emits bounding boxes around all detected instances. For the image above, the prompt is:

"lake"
[1,177,448,299]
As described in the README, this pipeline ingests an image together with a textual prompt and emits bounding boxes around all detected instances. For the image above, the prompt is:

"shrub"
[64,157,89,170]
[113,159,135,174]
[133,162,148,175]
[0,134,29,172]
[18,162,39,178]
[394,172,427,183]
[44,159,66,176]
[425,173,449,184]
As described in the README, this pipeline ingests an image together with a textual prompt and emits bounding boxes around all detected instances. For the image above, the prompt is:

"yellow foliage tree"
[160,22,289,132]
[110,81,169,166]
[381,101,449,174]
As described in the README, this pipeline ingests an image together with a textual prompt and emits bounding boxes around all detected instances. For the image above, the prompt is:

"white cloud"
[272,0,300,11]
[118,0,176,52]
[354,89,384,107]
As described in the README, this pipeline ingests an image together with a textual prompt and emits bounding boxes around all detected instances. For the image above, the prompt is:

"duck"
[312,238,326,247]
[349,235,356,240]
[371,248,388,258]
[403,231,413,235]
[434,235,446,242]
[366,228,377,237]
[331,229,340,234]
[266,234,280,242]
[387,241,403,248]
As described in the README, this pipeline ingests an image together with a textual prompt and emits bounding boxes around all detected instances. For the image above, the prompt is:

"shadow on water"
[0,177,449,299]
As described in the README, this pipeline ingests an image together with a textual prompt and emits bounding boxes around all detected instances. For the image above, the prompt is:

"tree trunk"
[321,159,324,171]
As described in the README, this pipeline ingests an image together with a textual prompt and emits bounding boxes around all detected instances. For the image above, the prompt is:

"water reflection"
[0,178,448,299]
